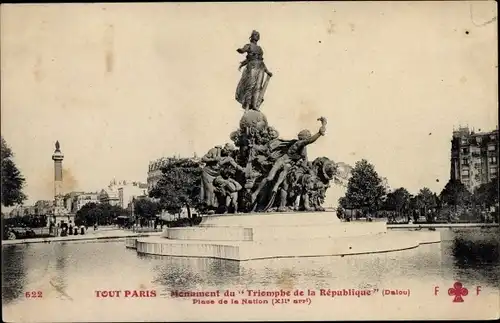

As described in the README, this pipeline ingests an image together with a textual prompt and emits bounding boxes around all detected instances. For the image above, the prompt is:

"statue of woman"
[235,30,273,111]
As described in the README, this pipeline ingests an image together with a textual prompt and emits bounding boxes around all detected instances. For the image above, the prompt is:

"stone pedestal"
[127,212,441,261]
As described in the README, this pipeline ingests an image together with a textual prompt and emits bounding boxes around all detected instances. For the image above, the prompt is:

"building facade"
[61,191,100,213]
[98,185,120,206]
[8,205,36,217]
[147,157,169,193]
[118,182,148,209]
[74,193,100,212]
[63,191,84,213]
[99,179,147,208]
[450,127,498,192]
[34,200,53,216]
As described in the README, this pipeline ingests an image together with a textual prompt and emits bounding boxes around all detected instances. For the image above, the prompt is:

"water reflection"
[2,228,499,308]
[141,242,445,294]
[50,243,73,300]
[452,229,499,266]
[451,229,499,287]
[145,255,241,292]
[2,245,28,304]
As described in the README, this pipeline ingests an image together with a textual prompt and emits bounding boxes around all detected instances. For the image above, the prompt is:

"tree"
[439,179,472,209]
[75,203,127,226]
[100,204,127,224]
[342,159,386,216]
[337,196,351,220]
[433,192,442,210]
[149,157,203,220]
[384,187,411,221]
[75,203,99,226]
[415,187,438,222]
[1,137,27,207]
[133,198,160,219]
[474,180,499,210]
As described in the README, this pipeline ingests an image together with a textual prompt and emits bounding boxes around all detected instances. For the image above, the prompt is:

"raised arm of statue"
[304,132,322,146]
[318,117,327,135]
[237,44,251,54]
[301,117,328,146]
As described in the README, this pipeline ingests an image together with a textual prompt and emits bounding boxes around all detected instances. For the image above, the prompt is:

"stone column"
[52,141,65,215]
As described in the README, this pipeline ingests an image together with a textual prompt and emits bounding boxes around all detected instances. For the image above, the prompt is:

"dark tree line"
[338,159,498,223]
[2,214,47,228]
[74,203,129,226]
[133,198,160,220]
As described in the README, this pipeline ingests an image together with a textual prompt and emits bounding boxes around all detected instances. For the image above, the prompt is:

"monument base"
[126,212,441,261]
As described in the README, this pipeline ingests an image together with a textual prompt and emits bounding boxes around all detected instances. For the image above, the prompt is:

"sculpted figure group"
[198,31,337,214]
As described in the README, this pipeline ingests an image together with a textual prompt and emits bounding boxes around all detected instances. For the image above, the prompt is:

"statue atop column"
[235,30,273,111]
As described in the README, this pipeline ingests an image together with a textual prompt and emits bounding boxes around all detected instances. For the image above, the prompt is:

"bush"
[165,215,202,228]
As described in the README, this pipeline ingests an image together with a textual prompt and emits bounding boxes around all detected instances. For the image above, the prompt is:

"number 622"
[25,291,43,298]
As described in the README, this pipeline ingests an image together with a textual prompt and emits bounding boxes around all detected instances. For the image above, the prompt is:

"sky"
[1,2,498,207]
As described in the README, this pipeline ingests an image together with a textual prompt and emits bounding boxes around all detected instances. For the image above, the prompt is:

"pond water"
[2,228,499,321]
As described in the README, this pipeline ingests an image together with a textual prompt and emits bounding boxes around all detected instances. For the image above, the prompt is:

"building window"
[461,170,469,176]
[461,158,469,165]
[488,145,496,151]
[461,139,468,145]
[490,167,498,175]
[489,156,497,164]
[462,148,469,154]
[471,147,481,156]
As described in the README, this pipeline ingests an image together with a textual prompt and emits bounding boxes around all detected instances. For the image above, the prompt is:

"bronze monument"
[199,31,337,214]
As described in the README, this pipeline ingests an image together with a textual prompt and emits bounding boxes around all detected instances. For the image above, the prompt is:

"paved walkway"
[2,228,162,245]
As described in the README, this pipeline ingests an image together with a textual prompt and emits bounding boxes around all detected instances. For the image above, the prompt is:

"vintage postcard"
[1,1,499,322]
